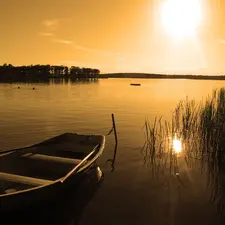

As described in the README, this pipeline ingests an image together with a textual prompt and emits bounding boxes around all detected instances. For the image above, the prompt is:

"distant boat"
[130,83,141,86]
[0,133,105,212]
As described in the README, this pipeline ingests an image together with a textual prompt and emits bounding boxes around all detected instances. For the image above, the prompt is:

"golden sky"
[1,0,225,74]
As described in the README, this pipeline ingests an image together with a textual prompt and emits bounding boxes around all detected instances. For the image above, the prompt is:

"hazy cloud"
[53,40,114,55]
[73,44,123,57]
[54,39,74,45]
[42,19,59,30]
[49,34,125,61]
[73,45,95,52]
[42,18,71,30]
[39,32,54,36]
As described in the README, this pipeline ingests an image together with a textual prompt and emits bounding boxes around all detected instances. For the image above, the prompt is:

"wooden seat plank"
[0,172,52,186]
[22,153,82,165]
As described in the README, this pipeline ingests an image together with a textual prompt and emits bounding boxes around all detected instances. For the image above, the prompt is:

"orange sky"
[1,0,225,74]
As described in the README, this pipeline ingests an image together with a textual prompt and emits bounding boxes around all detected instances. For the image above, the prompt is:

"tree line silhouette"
[101,73,225,80]
[0,64,100,82]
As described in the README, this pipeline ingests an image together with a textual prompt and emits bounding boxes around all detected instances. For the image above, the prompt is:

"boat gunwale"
[0,134,105,198]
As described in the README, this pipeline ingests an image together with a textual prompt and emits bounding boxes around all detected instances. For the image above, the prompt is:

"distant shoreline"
[99,73,225,81]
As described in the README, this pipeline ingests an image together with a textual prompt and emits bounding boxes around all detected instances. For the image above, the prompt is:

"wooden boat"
[130,83,141,86]
[1,165,104,224]
[0,133,105,212]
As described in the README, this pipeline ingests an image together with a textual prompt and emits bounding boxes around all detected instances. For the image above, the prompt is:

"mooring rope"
[105,127,114,136]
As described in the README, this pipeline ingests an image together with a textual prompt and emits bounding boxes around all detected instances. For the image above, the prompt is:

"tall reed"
[142,88,225,218]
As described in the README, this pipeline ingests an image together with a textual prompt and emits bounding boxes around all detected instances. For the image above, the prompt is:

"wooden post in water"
[111,114,118,171]
[106,114,118,171]
[112,114,118,144]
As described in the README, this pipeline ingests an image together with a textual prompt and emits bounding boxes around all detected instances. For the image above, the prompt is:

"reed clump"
[142,88,225,217]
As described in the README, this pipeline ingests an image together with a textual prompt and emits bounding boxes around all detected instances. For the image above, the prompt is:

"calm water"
[1,78,225,225]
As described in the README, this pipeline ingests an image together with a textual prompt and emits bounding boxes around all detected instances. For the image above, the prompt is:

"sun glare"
[161,0,202,39]
[173,137,182,153]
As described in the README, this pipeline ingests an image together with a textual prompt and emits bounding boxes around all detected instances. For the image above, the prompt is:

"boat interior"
[0,133,104,195]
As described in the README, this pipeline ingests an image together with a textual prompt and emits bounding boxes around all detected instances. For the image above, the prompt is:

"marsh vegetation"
[142,88,225,220]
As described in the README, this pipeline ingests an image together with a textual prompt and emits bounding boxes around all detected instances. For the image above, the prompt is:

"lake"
[1,78,225,225]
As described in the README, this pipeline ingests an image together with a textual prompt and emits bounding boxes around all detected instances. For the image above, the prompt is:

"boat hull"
[1,165,103,225]
[0,133,105,213]
[1,163,100,212]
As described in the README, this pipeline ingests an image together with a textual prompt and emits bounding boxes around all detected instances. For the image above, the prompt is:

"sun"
[161,0,202,39]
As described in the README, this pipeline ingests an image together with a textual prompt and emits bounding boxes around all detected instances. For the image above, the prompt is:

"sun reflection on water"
[172,136,182,153]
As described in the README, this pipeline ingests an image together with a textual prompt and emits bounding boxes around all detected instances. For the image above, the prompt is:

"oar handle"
[60,144,100,183]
